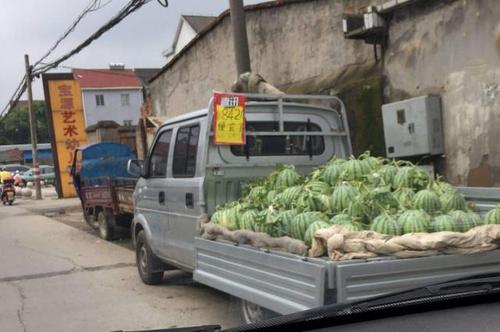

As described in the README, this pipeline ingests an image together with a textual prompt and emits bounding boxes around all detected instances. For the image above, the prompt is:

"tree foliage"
[0,101,49,145]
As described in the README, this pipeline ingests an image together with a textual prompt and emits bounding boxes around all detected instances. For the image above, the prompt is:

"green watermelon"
[370,214,401,236]
[298,192,330,212]
[440,191,466,212]
[342,158,371,181]
[330,184,359,213]
[274,209,299,237]
[278,185,303,208]
[291,211,328,241]
[247,186,267,202]
[239,209,260,231]
[379,164,398,187]
[467,211,483,228]
[304,180,331,195]
[413,189,442,214]
[342,222,365,232]
[394,166,430,191]
[304,221,331,246]
[322,164,343,186]
[329,213,352,225]
[449,210,477,232]
[210,209,224,224]
[398,210,431,233]
[275,165,301,190]
[484,206,500,225]
[266,190,277,205]
[219,205,241,230]
[431,214,457,232]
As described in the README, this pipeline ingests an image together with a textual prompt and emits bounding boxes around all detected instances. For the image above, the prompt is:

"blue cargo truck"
[70,142,137,240]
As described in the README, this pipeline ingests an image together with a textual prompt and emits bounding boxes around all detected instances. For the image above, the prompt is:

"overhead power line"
[1,0,153,118]
[33,0,114,68]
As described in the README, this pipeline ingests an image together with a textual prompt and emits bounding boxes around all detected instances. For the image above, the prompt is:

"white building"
[162,15,215,63]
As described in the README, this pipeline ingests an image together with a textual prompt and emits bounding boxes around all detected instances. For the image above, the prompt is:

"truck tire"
[240,299,279,324]
[97,211,114,241]
[136,230,164,285]
[84,209,99,230]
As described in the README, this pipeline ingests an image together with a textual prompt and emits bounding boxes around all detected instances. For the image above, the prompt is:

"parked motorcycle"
[1,177,16,205]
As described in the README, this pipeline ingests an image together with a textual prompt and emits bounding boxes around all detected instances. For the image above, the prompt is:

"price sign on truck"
[213,92,246,145]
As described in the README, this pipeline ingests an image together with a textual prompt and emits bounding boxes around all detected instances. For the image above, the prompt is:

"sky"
[0,0,265,113]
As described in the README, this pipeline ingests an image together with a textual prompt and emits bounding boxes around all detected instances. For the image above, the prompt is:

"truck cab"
[129,94,351,282]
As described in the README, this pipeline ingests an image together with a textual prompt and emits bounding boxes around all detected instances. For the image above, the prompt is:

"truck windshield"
[230,121,325,156]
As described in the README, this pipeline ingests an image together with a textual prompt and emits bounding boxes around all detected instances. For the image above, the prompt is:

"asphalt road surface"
[0,194,241,332]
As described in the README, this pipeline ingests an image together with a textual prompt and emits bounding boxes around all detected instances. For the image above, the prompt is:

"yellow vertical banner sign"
[47,80,87,197]
[213,92,246,145]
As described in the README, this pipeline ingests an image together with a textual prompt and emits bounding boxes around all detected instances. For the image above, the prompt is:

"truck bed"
[193,186,500,315]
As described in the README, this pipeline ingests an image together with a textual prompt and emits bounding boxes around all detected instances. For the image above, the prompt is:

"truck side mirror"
[127,159,144,178]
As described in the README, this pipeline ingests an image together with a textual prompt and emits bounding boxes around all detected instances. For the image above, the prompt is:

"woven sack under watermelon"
[200,221,308,256]
[308,224,500,260]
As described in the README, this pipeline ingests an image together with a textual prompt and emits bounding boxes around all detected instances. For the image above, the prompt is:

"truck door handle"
[185,193,193,208]
[159,191,165,204]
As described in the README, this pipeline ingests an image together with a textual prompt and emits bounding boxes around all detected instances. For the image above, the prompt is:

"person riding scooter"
[1,176,16,205]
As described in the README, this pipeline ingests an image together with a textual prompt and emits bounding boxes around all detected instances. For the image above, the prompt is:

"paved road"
[0,197,241,332]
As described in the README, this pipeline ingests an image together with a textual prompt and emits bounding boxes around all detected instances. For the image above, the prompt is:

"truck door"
[137,129,173,257]
[164,122,204,270]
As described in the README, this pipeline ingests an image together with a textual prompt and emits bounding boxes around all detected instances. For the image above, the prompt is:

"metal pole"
[24,54,42,200]
[229,0,251,76]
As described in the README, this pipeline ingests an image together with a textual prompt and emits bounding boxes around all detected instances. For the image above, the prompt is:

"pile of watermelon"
[209,152,500,247]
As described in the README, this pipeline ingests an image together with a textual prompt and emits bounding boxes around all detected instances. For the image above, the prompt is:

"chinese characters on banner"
[48,80,87,197]
[213,92,246,145]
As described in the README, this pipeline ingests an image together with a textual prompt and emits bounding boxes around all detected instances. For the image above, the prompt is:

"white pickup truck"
[127,94,500,323]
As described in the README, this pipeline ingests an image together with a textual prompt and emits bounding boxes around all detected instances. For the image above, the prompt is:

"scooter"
[1,177,16,205]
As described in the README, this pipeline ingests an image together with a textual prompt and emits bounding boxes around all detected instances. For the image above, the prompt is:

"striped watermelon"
[210,209,224,225]
[304,180,331,195]
[483,206,500,225]
[342,158,371,181]
[342,222,365,232]
[247,186,267,202]
[440,191,466,212]
[370,214,401,236]
[298,192,330,212]
[394,166,430,191]
[448,210,477,232]
[413,189,442,214]
[321,164,344,186]
[330,184,359,213]
[219,205,241,230]
[347,199,370,223]
[329,213,352,225]
[275,165,301,191]
[431,214,457,232]
[379,164,398,187]
[278,185,303,208]
[304,221,331,246]
[398,210,431,233]
[274,209,299,237]
[239,209,260,231]
[266,190,277,205]
[290,211,328,241]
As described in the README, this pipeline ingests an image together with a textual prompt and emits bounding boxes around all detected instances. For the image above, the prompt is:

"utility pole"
[24,54,42,200]
[229,0,251,76]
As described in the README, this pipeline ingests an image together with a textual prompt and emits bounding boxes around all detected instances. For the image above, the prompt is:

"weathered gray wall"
[384,0,500,185]
[149,0,375,118]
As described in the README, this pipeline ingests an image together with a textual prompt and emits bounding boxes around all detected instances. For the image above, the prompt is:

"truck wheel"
[97,211,114,241]
[136,231,163,285]
[84,209,99,230]
[240,300,278,324]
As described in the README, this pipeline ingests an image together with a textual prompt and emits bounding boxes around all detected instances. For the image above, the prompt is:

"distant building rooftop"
[182,15,216,33]
[73,68,142,89]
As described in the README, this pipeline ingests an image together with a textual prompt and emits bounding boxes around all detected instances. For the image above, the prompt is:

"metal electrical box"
[382,95,443,158]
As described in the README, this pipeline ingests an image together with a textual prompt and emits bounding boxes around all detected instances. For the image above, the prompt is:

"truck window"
[173,124,200,178]
[149,130,172,177]
[230,121,324,156]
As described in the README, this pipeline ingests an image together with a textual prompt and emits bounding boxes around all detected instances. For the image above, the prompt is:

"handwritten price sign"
[213,92,246,145]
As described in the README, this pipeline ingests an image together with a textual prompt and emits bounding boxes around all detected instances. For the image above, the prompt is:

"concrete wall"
[383,0,500,185]
[149,0,375,118]
[82,89,143,127]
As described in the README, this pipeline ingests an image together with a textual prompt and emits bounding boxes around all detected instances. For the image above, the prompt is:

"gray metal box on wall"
[382,95,443,158]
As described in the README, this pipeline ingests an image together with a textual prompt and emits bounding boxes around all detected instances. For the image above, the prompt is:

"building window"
[121,93,130,106]
[95,94,105,106]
